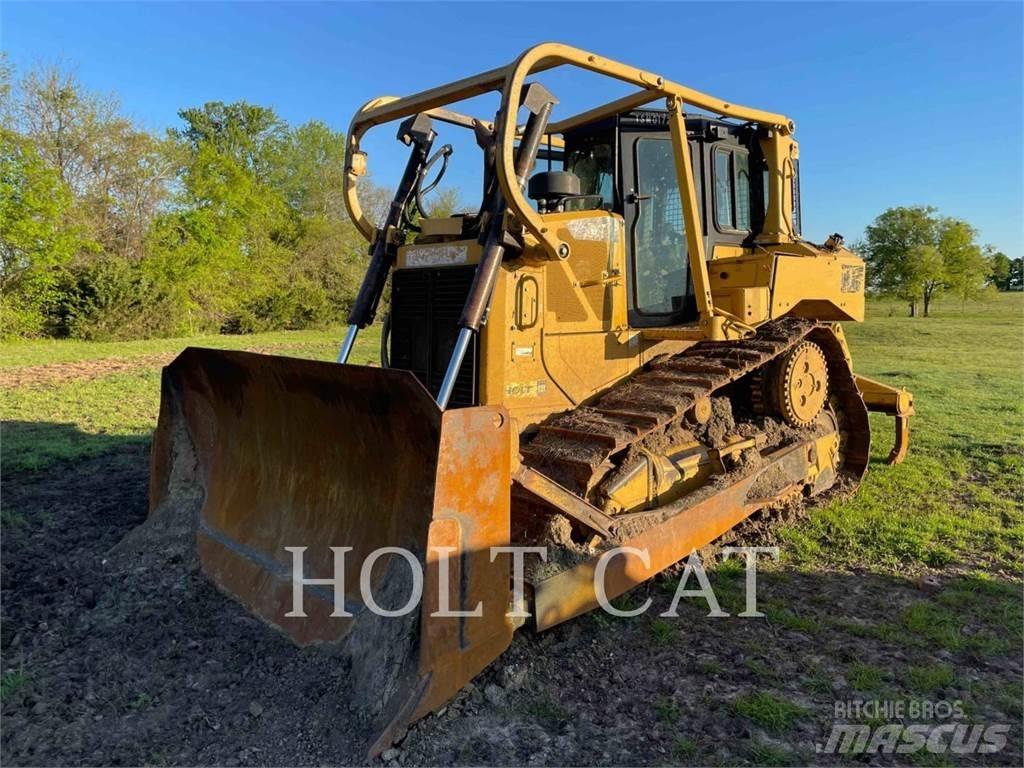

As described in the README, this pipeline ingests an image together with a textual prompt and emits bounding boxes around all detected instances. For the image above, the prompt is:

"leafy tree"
[903,244,946,317]
[78,119,175,261]
[861,206,939,315]
[1,61,181,337]
[0,59,460,340]
[9,65,119,196]
[0,129,91,335]
[939,217,989,309]
[0,53,11,115]
[275,120,347,217]
[987,249,1012,290]
[1008,257,1024,292]
[271,120,383,327]
[176,101,286,184]
[423,187,465,219]
[860,206,995,316]
[147,101,297,332]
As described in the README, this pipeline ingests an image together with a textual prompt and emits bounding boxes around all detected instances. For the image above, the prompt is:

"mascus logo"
[817,723,1009,755]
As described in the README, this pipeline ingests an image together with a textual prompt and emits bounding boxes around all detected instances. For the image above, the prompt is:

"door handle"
[578,268,622,288]
[625,191,651,205]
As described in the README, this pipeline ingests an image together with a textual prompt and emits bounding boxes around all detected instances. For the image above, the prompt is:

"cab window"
[565,143,614,208]
[713,147,753,232]
[633,137,688,315]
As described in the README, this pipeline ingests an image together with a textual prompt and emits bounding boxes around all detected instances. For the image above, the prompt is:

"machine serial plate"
[403,244,469,268]
[841,264,865,293]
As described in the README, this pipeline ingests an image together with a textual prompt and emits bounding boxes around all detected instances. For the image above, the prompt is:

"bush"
[53,256,186,340]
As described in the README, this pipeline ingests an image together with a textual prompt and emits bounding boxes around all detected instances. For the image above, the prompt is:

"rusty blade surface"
[152,348,443,642]
[150,349,515,757]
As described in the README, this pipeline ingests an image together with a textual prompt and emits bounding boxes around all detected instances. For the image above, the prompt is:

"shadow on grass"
[1,420,150,477]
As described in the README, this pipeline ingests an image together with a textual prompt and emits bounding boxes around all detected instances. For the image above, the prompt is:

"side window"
[714,147,754,233]
[791,158,802,235]
[735,152,751,230]
[714,151,733,229]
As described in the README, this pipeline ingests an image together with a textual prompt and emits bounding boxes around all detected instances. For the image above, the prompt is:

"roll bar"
[343,42,794,261]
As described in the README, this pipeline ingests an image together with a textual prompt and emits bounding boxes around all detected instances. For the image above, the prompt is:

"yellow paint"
[367,44,871,433]
[711,244,748,260]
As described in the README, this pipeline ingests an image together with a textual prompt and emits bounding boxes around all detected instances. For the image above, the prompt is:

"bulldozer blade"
[149,348,515,756]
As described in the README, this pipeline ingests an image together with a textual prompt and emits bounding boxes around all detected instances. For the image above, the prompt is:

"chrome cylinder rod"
[436,327,473,409]
[336,324,359,364]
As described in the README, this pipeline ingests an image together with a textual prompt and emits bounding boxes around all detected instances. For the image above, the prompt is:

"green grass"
[764,603,820,635]
[649,618,674,645]
[655,695,681,723]
[820,569,1024,659]
[0,326,381,369]
[0,668,27,701]
[847,662,886,692]
[905,664,956,694]
[800,666,832,695]
[779,293,1024,574]
[909,748,955,767]
[4,369,162,472]
[715,556,747,579]
[522,692,567,725]
[127,691,153,710]
[744,658,784,685]
[695,658,721,676]
[901,601,965,651]
[1,326,381,473]
[671,736,697,761]
[733,692,806,732]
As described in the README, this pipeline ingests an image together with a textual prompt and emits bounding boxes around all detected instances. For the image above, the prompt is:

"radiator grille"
[389,266,478,408]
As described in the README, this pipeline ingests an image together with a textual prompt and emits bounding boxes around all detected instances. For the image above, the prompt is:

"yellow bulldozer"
[149,44,914,754]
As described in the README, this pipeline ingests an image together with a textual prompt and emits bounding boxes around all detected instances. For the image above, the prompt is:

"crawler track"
[520,318,871,500]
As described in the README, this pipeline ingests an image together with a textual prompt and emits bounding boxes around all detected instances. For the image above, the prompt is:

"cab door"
[621,132,701,327]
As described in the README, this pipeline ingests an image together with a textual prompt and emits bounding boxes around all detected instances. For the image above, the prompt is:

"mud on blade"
[150,348,515,754]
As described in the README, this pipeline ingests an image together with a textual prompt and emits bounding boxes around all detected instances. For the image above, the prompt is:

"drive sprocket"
[769,340,829,427]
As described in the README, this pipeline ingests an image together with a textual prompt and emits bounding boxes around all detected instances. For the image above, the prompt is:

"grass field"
[785,294,1024,574]
[3,296,1022,574]
[1,326,380,474]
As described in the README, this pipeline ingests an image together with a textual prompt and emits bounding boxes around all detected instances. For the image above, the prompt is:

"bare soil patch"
[2,446,1021,766]
[0,342,334,389]
[0,354,177,389]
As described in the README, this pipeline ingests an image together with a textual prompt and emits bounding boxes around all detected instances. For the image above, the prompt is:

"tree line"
[1,59,404,340]
[2,58,1018,340]
[858,206,1020,317]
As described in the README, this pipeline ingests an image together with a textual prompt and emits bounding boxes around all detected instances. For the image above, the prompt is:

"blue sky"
[3,1,1022,254]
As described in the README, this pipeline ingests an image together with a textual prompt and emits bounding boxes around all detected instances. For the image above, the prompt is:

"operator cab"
[528,109,783,328]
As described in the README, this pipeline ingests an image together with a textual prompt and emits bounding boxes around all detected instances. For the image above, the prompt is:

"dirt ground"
[1,444,1021,767]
